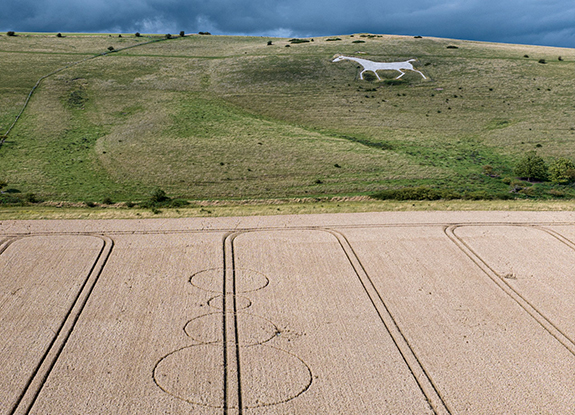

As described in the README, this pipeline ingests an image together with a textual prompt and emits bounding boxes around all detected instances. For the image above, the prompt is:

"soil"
[2,211,575,414]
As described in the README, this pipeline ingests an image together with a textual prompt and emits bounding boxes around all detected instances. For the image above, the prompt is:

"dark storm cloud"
[2,0,574,47]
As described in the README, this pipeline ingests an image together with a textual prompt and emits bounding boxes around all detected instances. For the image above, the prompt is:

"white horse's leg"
[359,68,365,80]
[373,70,381,80]
[395,70,405,79]
[412,70,427,79]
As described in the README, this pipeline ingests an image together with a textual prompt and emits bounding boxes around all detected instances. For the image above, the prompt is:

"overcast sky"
[2,0,575,48]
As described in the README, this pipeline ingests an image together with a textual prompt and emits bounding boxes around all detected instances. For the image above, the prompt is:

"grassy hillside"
[1,32,574,204]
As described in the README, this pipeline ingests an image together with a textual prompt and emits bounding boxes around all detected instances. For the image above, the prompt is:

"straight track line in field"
[222,232,244,414]
[10,235,114,415]
[445,225,575,357]
[221,234,229,414]
[326,229,451,415]
[229,234,244,414]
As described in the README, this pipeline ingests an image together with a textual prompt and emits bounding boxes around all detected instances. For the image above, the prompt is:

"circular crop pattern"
[190,268,269,293]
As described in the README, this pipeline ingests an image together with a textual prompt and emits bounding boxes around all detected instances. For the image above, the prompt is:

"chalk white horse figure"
[332,54,426,80]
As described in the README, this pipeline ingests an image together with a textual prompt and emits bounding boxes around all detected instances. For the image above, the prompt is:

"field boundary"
[446,224,575,356]
[4,220,575,238]
[8,235,114,415]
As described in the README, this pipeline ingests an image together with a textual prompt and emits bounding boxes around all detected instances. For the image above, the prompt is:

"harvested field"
[2,211,575,414]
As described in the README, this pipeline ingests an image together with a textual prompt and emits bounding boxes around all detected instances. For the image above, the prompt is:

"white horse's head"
[332,54,345,62]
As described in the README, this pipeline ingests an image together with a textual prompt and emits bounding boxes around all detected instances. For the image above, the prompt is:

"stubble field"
[2,211,575,414]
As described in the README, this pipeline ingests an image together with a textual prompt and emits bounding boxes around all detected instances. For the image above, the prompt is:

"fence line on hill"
[0,36,173,148]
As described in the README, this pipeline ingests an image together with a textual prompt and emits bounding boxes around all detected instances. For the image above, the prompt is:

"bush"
[165,33,172,39]
[373,186,513,201]
[6,31,15,36]
[179,31,185,37]
[514,151,548,181]
[373,187,448,201]
[549,157,575,184]
[107,46,114,51]
[482,165,496,177]
[150,188,169,203]
[0,194,23,205]
[0,179,7,190]
[538,59,546,64]
[102,196,113,205]
[547,189,566,197]
[170,198,189,208]
[25,193,38,203]
[57,33,62,38]
[135,32,141,37]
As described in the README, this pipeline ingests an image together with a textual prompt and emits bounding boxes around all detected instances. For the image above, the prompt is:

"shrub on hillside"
[548,157,575,184]
[150,188,169,203]
[107,46,114,51]
[373,186,513,201]
[165,33,172,39]
[135,32,141,37]
[514,151,548,181]
[7,31,15,36]
[57,33,62,38]
[373,187,450,201]
[25,193,38,203]
[180,31,185,37]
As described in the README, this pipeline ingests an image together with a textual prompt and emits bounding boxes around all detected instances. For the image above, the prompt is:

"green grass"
[1,32,575,205]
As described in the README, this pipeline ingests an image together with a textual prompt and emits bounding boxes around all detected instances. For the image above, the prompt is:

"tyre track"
[9,235,114,415]
[446,224,575,356]
[230,228,448,414]
[326,229,451,415]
